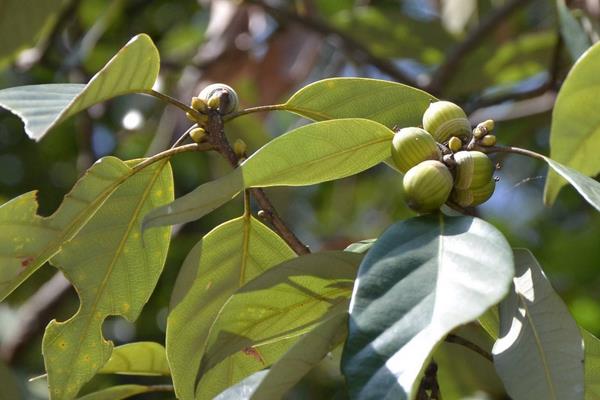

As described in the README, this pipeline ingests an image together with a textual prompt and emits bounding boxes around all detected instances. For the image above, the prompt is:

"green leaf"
[76,385,169,400]
[98,342,169,376]
[42,160,173,400]
[544,157,600,212]
[344,238,376,254]
[0,357,21,400]
[197,251,361,399]
[283,78,435,128]
[342,214,514,400]
[583,329,600,400]
[492,249,584,400]
[0,34,159,141]
[0,156,133,302]
[557,0,591,62]
[544,41,600,204]
[0,0,63,66]
[213,371,268,400]
[143,118,394,229]
[250,313,348,400]
[166,215,295,400]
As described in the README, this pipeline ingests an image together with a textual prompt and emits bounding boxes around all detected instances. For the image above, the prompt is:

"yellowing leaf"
[42,161,173,400]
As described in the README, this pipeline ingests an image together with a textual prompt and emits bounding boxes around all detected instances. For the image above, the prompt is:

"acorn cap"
[402,160,453,213]
[422,101,471,143]
[453,151,494,190]
[451,178,496,207]
[391,127,441,173]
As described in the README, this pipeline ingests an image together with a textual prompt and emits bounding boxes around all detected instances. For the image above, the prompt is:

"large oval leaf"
[283,78,435,128]
[98,342,169,376]
[166,216,295,400]
[342,214,514,400]
[492,249,584,400]
[583,330,600,400]
[143,118,394,229]
[42,160,173,400]
[0,34,159,141]
[545,157,600,212]
[544,41,600,204]
[197,251,361,399]
[0,157,133,301]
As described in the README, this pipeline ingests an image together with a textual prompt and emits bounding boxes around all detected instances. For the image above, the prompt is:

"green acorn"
[189,127,206,143]
[422,101,471,143]
[451,178,496,207]
[480,134,497,147]
[448,136,462,153]
[391,127,441,173]
[453,151,494,190]
[473,119,495,138]
[198,83,239,115]
[402,160,453,213]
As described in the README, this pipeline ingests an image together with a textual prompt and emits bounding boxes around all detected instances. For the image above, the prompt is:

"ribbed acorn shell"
[391,127,441,173]
[452,178,496,207]
[453,151,494,190]
[402,160,453,213]
[198,83,239,114]
[422,101,471,143]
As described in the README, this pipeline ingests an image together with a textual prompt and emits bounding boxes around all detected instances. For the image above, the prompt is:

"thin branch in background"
[244,0,420,87]
[416,360,442,400]
[445,333,494,362]
[426,0,534,96]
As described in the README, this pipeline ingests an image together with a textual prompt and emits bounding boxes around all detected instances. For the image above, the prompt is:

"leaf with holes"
[197,251,360,399]
[143,118,394,229]
[42,160,173,400]
[283,77,435,128]
[0,157,133,302]
[343,214,514,399]
[98,342,169,376]
[493,249,584,400]
[166,216,295,400]
[544,41,600,205]
[0,34,159,141]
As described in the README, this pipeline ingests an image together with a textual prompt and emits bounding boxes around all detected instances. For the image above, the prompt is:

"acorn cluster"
[391,101,498,213]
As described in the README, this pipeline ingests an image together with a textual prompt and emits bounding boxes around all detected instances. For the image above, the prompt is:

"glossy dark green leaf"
[343,214,514,399]
[42,161,173,400]
[545,41,600,205]
[196,251,361,399]
[166,216,295,400]
[493,249,584,400]
[98,342,169,376]
[0,157,132,301]
[143,118,394,229]
[0,34,159,141]
[283,78,435,128]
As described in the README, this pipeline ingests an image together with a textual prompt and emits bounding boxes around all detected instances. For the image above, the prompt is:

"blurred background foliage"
[0,0,599,399]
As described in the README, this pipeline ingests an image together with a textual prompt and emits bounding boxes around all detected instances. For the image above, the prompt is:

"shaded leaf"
[343,214,514,399]
[583,329,600,400]
[250,313,348,400]
[0,0,63,66]
[283,78,435,128]
[492,249,584,400]
[545,157,600,212]
[42,161,173,400]
[166,216,295,400]
[0,357,21,400]
[76,385,169,400]
[544,41,600,204]
[0,34,159,141]
[197,251,361,399]
[98,342,169,376]
[557,0,591,62]
[144,118,394,229]
[0,157,132,301]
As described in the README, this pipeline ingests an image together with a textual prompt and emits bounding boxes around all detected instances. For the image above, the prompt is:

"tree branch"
[205,102,310,255]
[426,0,534,95]
[445,333,493,362]
[244,0,420,87]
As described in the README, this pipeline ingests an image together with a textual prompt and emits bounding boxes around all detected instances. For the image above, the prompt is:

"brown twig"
[417,360,442,400]
[426,0,534,96]
[445,333,493,362]
[244,0,419,87]
[205,101,310,255]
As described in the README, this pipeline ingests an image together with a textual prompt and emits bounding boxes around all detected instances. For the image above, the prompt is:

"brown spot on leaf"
[242,347,265,365]
[21,256,34,268]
